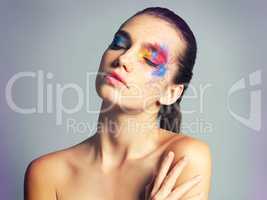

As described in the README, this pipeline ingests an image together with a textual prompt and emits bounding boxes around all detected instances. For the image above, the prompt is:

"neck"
[92,100,160,171]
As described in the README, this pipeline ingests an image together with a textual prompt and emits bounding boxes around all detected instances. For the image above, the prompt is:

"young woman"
[24,7,212,200]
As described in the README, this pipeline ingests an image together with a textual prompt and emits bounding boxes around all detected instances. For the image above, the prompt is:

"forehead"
[120,14,186,61]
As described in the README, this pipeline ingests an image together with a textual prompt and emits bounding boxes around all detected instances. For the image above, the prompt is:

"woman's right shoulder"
[26,150,68,175]
[25,141,87,183]
[24,148,73,199]
[24,139,94,199]
[24,149,74,187]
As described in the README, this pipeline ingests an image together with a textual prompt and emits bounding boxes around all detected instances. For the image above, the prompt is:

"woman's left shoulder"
[159,131,212,199]
[164,131,212,164]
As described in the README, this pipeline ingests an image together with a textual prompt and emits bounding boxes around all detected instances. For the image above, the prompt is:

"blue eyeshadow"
[151,64,167,77]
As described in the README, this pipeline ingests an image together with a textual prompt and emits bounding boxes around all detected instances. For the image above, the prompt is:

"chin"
[95,75,154,113]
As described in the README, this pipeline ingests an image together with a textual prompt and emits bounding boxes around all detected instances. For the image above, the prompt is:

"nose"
[112,52,133,73]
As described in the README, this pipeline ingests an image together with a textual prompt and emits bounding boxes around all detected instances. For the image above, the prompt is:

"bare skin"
[24,14,212,200]
[24,130,211,200]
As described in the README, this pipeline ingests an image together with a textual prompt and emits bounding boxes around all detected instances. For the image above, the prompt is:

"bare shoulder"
[25,148,73,180]
[163,131,212,199]
[164,132,212,177]
[158,128,211,161]
[24,143,85,200]
[167,133,211,160]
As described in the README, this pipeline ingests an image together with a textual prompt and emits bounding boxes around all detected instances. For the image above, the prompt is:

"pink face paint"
[139,43,169,77]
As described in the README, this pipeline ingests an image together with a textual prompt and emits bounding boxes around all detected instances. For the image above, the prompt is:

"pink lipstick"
[105,71,129,88]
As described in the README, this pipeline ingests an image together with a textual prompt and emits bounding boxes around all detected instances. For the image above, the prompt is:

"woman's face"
[95,14,186,113]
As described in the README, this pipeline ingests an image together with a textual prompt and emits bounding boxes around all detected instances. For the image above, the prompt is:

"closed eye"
[109,34,129,50]
[143,57,158,67]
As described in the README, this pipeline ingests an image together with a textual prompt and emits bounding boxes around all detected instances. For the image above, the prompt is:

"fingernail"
[168,151,174,158]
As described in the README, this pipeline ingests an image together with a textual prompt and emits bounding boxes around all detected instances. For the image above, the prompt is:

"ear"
[158,84,184,105]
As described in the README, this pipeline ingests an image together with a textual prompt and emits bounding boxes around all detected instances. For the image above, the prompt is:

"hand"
[144,151,203,200]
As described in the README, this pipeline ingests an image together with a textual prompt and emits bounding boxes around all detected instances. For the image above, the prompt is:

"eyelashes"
[143,57,158,67]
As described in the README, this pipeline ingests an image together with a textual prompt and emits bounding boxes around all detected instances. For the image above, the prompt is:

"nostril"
[123,64,129,72]
[111,59,119,68]
[112,55,132,72]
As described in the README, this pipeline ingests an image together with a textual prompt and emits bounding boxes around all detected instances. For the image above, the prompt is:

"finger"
[144,173,156,200]
[150,151,174,197]
[166,175,202,199]
[153,156,188,199]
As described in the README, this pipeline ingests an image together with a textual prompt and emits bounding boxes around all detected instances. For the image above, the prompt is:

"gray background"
[0,0,266,199]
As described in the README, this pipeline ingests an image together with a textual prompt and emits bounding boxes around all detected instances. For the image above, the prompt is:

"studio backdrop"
[0,0,266,199]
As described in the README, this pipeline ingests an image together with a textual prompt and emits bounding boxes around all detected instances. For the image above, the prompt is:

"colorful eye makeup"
[109,35,126,49]
[109,31,131,50]
[109,30,169,78]
[139,43,168,77]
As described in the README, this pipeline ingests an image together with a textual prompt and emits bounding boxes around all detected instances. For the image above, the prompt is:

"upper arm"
[168,137,212,200]
[24,158,58,200]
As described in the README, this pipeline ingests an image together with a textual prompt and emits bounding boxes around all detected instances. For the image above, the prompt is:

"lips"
[106,71,128,87]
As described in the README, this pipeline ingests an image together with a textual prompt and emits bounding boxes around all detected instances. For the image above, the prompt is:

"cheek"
[143,66,168,86]
[100,50,117,67]
[151,65,167,77]
[142,74,166,97]
[137,60,165,80]
[141,81,165,107]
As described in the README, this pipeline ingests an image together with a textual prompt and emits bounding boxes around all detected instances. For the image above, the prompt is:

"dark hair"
[121,7,197,133]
